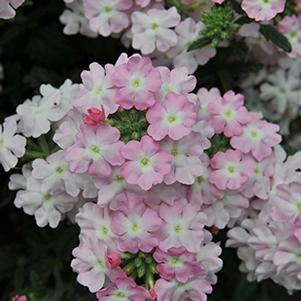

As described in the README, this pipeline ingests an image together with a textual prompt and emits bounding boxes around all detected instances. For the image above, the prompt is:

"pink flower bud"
[210,225,220,236]
[83,106,105,126]
[11,295,27,301]
[107,251,121,268]
[149,289,157,300]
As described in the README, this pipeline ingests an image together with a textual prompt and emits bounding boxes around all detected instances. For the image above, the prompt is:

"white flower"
[53,109,82,149]
[0,118,26,171]
[16,84,66,138]
[14,175,78,228]
[32,150,82,197]
[131,6,180,54]
[60,0,98,37]
[167,18,216,73]
[83,0,133,37]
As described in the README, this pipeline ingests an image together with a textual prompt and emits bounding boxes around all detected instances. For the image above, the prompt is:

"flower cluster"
[0,52,290,298]
[59,0,300,73]
[240,57,301,148]
[227,147,301,292]
[0,0,24,19]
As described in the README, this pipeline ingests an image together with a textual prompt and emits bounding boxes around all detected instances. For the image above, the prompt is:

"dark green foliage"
[259,24,292,53]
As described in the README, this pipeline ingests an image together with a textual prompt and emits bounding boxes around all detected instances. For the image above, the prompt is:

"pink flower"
[278,16,301,58]
[240,155,274,200]
[271,183,301,223]
[162,135,206,185]
[76,203,116,247]
[153,248,204,283]
[209,150,255,190]
[93,167,140,206]
[53,109,82,149]
[204,192,249,229]
[230,117,281,161]
[154,277,212,301]
[71,238,109,292]
[241,0,285,21]
[107,251,121,268]
[112,56,162,110]
[11,296,27,301]
[157,66,196,101]
[66,124,124,177]
[208,91,251,137]
[96,272,149,301]
[159,199,207,253]
[83,106,106,126]
[273,237,301,280]
[146,92,196,141]
[195,87,222,122]
[73,62,119,115]
[120,135,171,190]
[83,0,133,37]
[188,155,224,206]
[111,194,162,252]
[131,7,180,54]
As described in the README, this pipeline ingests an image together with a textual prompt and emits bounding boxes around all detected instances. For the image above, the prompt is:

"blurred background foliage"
[0,0,301,300]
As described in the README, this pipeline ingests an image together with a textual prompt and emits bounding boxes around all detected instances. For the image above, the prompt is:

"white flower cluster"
[240,57,301,146]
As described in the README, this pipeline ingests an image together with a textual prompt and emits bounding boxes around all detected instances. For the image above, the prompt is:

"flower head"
[241,0,285,21]
[112,56,162,110]
[0,118,26,171]
[111,194,162,252]
[209,150,255,190]
[66,124,124,177]
[208,91,251,137]
[131,7,180,54]
[146,92,196,141]
[120,135,171,190]
[159,199,207,253]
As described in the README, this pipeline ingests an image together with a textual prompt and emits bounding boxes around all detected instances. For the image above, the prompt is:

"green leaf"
[259,24,292,52]
[188,37,211,51]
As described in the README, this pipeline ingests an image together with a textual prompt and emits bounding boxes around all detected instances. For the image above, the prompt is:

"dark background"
[0,0,300,300]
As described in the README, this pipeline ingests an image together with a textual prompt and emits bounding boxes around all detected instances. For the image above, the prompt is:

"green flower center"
[174,224,182,233]
[227,165,237,174]
[197,176,205,184]
[104,6,113,13]
[55,166,64,174]
[151,22,159,30]
[100,226,109,236]
[140,157,150,166]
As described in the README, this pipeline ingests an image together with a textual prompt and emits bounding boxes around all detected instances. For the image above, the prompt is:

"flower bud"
[83,106,105,126]
[149,289,157,300]
[107,251,121,268]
